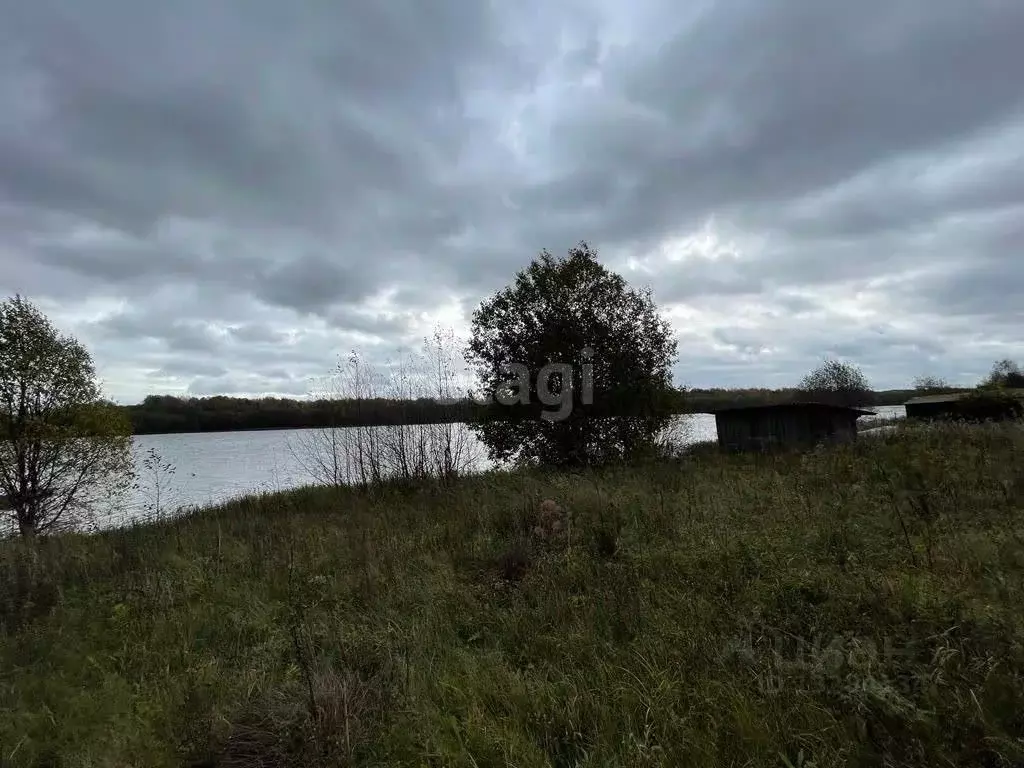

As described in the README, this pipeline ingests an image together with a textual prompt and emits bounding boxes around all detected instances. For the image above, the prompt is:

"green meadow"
[3,421,1024,767]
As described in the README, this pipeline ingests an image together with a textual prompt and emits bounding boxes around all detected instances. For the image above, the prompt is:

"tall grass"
[2,421,1024,766]
[289,332,483,489]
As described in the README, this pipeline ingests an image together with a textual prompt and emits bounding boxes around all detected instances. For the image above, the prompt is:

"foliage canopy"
[912,375,951,393]
[0,295,133,536]
[466,242,677,467]
[797,358,873,408]
[982,358,1024,389]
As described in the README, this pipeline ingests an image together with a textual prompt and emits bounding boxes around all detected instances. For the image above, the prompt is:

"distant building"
[903,393,969,421]
[904,391,1024,422]
[711,402,875,453]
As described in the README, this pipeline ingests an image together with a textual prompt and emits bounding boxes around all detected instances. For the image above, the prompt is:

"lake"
[109,405,904,527]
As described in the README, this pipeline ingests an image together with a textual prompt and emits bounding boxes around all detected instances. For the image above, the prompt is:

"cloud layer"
[3,0,1022,402]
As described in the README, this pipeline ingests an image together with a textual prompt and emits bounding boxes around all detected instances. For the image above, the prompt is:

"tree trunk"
[18,512,36,537]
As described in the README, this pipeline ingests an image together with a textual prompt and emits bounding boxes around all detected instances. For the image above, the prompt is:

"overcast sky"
[2,1,1023,403]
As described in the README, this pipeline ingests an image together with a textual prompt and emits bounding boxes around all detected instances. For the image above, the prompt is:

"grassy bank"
[2,422,1024,766]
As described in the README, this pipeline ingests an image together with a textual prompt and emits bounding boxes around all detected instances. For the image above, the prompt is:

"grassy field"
[2,422,1024,767]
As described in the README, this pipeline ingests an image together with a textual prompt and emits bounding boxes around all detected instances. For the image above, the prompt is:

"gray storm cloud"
[2,0,1022,401]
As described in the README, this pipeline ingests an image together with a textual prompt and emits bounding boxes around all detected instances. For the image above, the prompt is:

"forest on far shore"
[120,387,947,435]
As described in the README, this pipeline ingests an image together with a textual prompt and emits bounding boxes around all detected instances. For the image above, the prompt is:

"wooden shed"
[903,393,969,421]
[711,402,875,453]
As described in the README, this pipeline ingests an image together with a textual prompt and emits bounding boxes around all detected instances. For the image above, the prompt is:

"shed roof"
[904,393,970,406]
[904,389,1024,406]
[709,402,875,417]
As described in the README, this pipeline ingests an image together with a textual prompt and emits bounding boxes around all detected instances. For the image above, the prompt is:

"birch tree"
[0,296,133,536]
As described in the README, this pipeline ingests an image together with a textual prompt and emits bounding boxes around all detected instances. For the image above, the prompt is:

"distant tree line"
[124,393,687,435]
[124,358,1022,436]
[123,394,484,434]
[122,386,931,435]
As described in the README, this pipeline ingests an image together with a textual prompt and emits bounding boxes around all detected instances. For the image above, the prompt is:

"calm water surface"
[113,406,904,526]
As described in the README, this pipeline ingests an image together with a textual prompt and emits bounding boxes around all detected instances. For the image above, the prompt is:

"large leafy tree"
[912,374,951,393]
[982,359,1024,389]
[0,295,133,536]
[466,242,677,467]
[797,358,873,407]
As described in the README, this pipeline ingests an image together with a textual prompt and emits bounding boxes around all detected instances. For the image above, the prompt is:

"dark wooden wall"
[715,407,859,452]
